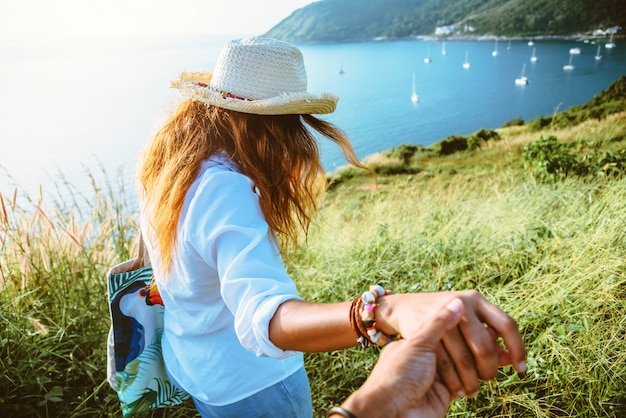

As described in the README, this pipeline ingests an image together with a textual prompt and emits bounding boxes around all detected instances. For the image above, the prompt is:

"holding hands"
[333,294,526,418]
[375,290,526,401]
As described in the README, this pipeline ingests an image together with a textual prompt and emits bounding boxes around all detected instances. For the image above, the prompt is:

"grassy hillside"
[305,110,626,417]
[1,79,625,416]
[264,0,625,43]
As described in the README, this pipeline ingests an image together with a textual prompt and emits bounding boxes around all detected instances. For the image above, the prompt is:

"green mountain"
[263,0,625,43]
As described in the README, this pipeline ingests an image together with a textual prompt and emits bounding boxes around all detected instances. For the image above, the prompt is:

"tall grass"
[1,114,625,417]
[298,113,626,417]
[0,168,198,417]
[300,173,626,417]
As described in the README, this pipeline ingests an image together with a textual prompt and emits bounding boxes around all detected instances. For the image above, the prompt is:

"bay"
[0,35,624,200]
[301,38,626,171]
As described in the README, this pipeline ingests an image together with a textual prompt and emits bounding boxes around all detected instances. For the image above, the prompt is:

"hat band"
[174,71,338,115]
[219,91,251,101]
[193,81,251,102]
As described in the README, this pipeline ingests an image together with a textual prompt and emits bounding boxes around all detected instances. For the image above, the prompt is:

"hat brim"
[171,72,338,115]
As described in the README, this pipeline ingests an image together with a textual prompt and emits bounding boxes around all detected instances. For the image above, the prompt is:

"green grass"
[1,111,625,417]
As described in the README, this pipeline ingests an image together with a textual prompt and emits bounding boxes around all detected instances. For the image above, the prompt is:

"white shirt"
[142,154,303,405]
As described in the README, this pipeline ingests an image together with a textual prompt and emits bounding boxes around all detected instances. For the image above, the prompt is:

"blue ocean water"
[0,35,624,197]
[301,38,626,171]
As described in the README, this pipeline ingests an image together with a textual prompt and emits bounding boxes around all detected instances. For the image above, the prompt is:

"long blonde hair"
[139,99,370,274]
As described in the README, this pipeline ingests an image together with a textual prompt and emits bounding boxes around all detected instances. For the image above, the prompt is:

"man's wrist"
[327,405,357,418]
[334,385,387,418]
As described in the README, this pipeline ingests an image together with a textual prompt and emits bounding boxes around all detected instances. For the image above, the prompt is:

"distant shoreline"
[382,33,622,42]
[294,33,622,45]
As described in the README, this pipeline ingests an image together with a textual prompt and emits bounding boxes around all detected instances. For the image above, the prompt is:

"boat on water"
[606,32,616,49]
[528,38,534,46]
[424,46,432,63]
[441,42,447,55]
[462,51,470,69]
[563,53,575,71]
[492,39,499,56]
[515,63,529,85]
[507,40,511,50]
[530,47,538,62]
[595,44,603,60]
[411,72,419,103]
[569,47,581,54]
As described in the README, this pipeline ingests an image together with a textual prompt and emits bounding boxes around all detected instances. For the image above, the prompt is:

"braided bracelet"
[349,296,370,348]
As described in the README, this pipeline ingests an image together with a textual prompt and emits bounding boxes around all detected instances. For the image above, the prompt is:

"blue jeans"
[192,367,313,418]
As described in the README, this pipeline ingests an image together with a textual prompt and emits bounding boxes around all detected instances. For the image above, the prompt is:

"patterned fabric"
[107,263,189,417]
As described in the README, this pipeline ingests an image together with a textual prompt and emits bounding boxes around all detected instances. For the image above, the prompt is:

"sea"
[1,33,624,201]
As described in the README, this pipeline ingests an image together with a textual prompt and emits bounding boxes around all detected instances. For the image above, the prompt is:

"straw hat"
[171,37,338,115]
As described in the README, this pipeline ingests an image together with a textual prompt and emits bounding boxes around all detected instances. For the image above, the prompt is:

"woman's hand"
[375,290,526,398]
[338,298,465,418]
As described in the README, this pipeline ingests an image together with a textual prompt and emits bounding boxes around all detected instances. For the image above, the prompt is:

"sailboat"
[605,32,616,49]
[507,40,511,50]
[424,46,432,63]
[411,72,419,103]
[515,63,529,85]
[441,42,447,55]
[528,37,534,46]
[530,47,538,62]
[595,44,603,60]
[462,51,470,69]
[563,53,575,71]
[492,39,499,56]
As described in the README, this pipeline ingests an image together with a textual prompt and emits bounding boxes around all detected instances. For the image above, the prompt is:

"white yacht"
[411,72,419,103]
[462,51,470,69]
[515,63,529,85]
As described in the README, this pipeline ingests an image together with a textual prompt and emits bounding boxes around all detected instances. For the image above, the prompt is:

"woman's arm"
[269,299,357,352]
[269,290,526,398]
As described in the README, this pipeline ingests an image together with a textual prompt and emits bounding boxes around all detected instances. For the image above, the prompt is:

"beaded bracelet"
[361,284,391,346]
[349,284,396,348]
[327,406,357,418]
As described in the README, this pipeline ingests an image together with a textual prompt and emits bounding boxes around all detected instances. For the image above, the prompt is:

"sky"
[0,0,314,45]
[0,0,315,198]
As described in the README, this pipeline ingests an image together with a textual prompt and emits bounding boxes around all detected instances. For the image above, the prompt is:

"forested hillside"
[264,0,625,43]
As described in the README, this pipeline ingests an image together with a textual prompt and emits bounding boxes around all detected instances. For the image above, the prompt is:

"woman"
[138,37,526,417]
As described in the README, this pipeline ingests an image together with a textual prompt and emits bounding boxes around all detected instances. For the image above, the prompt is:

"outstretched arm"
[269,289,526,399]
[269,300,357,352]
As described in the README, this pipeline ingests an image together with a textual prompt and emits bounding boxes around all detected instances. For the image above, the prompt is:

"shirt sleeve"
[182,168,302,359]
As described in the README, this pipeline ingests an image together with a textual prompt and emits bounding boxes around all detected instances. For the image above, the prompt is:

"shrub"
[523,135,626,180]
[592,148,626,178]
[438,135,468,155]
[523,135,580,179]
[529,115,554,131]
[385,144,421,165]
[502,117,525,128]
[467,129,500,150]
[371,162,422,176]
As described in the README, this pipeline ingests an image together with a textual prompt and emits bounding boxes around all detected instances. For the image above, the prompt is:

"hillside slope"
[264,0,625,43]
